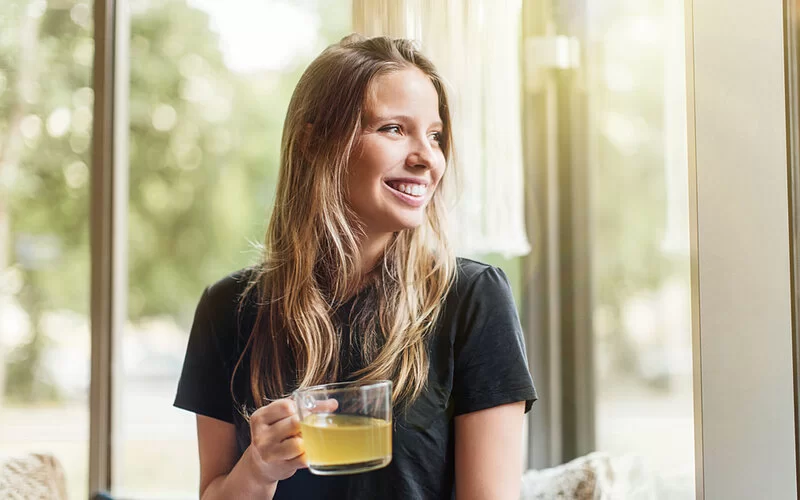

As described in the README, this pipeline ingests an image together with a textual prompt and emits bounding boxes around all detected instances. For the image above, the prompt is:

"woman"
[174,34,537,499]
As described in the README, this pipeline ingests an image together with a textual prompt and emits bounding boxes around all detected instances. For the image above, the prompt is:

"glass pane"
[0,1,93,499]
[116,0,352,496]
[585,0,694,497]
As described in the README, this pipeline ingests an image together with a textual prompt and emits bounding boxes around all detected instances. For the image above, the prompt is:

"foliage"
[0,0,349,401]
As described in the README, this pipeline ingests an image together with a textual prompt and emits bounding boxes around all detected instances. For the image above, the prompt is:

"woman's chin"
[387,215,426,232]
[361,207,428,234]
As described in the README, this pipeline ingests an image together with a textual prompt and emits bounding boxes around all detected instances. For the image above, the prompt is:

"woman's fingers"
[308,398,339,414]
[276,436,305,460]
[271,413,301,439]
[252,398,297,426]
[286,452,309,470]
[247,398,313,482]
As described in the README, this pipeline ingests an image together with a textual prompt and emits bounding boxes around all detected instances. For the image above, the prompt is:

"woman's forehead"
[364,67,442,122]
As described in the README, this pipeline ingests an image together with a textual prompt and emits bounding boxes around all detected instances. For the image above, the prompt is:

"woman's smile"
[383,178,430,207]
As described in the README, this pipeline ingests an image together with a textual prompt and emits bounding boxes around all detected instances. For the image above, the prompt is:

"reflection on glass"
[0,1,93,499]
[117,0,351,495]
[586,0,694,498]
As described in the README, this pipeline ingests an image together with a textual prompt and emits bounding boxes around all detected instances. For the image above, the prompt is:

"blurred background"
[0,0,694,498]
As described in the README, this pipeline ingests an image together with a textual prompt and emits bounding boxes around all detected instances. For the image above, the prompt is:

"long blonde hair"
[237,34,456,408]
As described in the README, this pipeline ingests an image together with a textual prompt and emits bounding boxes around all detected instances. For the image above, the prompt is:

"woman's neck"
[360,232,393,275]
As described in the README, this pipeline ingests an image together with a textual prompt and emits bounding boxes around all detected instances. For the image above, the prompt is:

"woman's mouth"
[383,180,429,208]
[385,181,428,197]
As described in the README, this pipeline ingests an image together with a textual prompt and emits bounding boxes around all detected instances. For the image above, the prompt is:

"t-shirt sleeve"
[174,287,236,423]
[452,266,538,416]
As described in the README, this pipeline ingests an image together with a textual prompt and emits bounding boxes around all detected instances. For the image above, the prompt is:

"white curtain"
[353,0,530,258]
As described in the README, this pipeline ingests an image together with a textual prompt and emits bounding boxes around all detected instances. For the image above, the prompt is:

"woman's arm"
[197,399,308,499]
[454,401,526,500]
[197,415,277,499]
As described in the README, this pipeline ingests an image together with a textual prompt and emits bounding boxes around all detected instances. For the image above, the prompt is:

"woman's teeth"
[391,183,426,196]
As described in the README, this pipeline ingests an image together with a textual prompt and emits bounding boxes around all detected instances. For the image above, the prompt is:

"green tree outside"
[0,0,350,401]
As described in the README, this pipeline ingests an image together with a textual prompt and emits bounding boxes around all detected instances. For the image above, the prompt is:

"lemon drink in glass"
[294,380,392,475]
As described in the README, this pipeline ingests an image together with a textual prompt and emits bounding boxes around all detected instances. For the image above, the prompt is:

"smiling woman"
[173,34,537,500]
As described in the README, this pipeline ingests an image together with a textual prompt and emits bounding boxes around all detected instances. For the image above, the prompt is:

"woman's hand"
[247,397,340,484]
[248,399,307,483]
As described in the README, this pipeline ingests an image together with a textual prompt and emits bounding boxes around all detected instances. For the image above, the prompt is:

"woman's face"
[346,66,447,237]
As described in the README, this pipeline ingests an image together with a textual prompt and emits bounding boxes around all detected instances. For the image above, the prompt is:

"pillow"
[0,453,68,500]
[521,452,658,500]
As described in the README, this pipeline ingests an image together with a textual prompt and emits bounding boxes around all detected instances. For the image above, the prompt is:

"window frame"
[520,1,800,497]
[89,0,130,495]
[685,0,795,496]
[89,0,116,494]
[784,0,800,487]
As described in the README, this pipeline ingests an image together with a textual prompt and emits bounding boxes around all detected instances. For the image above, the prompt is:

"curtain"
[353,0,530,258]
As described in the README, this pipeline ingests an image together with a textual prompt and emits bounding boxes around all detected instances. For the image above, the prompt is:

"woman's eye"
[380,125,401,134]
[430,132,443,143]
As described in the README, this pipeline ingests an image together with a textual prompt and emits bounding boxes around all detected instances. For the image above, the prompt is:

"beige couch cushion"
[0,453,68,500]
[521,452,658,500]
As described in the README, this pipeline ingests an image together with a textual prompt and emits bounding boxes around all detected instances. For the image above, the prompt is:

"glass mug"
[293,380,393,475]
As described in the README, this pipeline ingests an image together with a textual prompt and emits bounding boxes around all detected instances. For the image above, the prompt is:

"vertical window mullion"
[689,0,796,495]
[521,0,562,470]
[784,0,800,488]
[90,0,128,495]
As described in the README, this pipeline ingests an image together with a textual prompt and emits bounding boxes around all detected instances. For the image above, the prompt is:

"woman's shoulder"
[453,257,507,288]
[449,257,514,305]
[200,266,261,316]
[454,256,492,280]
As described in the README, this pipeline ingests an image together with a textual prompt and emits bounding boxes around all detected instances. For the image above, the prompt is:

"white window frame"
[686,0,798,496]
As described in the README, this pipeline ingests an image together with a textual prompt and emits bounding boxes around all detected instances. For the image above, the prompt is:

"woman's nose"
[405,136,435,169]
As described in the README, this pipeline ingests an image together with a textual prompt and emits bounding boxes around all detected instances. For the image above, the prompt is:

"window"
[521,0,695,496]
[115,0,351,496]
[586,2,694,493]
[0,1,94,499]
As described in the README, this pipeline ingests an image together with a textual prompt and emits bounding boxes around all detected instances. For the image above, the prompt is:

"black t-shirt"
[174,257,537,499]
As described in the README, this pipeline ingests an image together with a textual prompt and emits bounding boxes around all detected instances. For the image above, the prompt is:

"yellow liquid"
[300,413,392,466]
